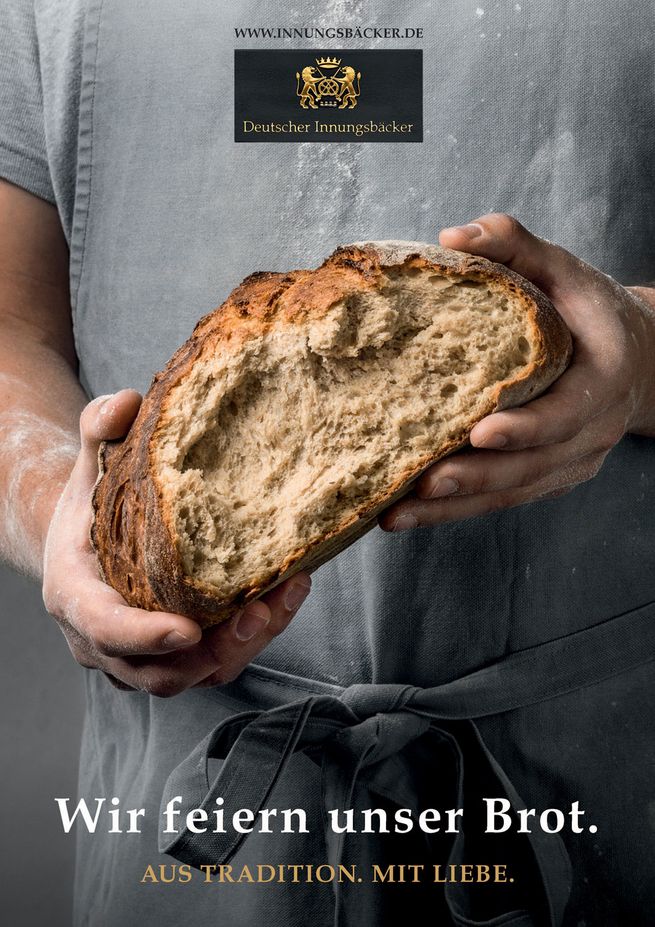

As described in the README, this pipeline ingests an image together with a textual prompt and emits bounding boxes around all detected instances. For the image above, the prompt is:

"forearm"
[0,314,86,578]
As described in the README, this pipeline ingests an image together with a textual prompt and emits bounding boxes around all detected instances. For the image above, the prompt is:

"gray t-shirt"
[2,2,655,925]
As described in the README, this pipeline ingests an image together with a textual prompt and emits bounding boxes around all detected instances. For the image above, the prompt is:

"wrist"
[37,478,70,558]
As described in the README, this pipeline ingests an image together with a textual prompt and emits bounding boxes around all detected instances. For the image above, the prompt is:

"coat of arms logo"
[295,57,362,110]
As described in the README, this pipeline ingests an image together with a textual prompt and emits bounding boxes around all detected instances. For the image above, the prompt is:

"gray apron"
[31,0,655,924]
[160,611,655,926]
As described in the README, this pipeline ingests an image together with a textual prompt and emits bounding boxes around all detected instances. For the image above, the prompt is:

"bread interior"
[154,266,535,595]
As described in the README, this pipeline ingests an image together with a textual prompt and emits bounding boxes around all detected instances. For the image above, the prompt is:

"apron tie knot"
[339,682,419,719]
[158,605,655,924]
[158,688,570,927]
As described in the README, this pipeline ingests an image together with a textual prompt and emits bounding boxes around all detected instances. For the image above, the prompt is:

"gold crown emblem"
[296,58,361,110]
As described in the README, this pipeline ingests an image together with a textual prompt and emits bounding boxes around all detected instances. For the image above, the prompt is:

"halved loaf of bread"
[91,242,572,626]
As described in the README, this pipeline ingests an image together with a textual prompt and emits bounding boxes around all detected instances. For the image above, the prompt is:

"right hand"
[42,390,312,697]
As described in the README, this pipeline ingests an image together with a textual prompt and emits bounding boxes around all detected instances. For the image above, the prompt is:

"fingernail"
[444,223,483,240]
[98,394,115,415]
[284,578,311,612]
[163,630,196,649]
[480,433,509,449]
[427,477,459,499]
[391,514,419,532]
[234,606,270,641]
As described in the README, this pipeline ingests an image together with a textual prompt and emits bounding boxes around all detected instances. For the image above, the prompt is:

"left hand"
[379,213,655,532]
[42,391,312,697]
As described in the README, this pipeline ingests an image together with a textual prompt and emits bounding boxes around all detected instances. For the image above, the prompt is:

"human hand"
[380,213,655,532]
[42,390,311,696]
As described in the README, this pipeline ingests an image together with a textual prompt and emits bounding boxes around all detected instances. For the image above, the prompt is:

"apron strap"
[406,604,655,721]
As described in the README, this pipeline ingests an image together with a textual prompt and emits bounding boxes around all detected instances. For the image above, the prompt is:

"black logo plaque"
[234,49,423,143]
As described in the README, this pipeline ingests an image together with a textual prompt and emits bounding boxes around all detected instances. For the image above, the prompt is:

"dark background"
[235,49,423,142]
[1,564,84,926]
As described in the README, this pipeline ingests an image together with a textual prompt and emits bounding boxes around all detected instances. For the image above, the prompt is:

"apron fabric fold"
[160,603,655,926]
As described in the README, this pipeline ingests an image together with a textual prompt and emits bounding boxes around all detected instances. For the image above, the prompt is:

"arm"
[0,181,86,574]
[380,213,655,531]
[0,180,311,695]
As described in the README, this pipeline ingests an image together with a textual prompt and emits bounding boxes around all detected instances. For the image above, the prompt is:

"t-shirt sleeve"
[0,1,55,203]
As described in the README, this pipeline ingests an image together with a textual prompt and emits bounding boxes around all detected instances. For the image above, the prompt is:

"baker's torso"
[30,1,655,923]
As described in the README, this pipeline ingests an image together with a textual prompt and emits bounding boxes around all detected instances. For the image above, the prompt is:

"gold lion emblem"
[295,57,361,110]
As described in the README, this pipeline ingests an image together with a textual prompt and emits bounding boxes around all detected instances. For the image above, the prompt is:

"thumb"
[438,212,577,298]
[76,389,142,489]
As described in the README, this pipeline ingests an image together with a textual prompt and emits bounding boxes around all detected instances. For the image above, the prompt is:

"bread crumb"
[156,264,537,597]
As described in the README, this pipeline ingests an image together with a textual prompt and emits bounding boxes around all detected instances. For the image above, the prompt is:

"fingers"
[47,566,203,657]
[438,212,578,296]
[250,572,314,637]
[76,389,142,488]
[415,412,621,502]
[468,363,616,451]
[80,389,143,444]
[71,582,202,657]
[380,450,607,531]
[195,572,313,688]
[60,572,313,698]
[102,673,139,692]
[52,390,143,550]
[380,402,627,532]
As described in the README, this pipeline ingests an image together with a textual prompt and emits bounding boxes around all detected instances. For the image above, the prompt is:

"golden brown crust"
[91,242,572,626]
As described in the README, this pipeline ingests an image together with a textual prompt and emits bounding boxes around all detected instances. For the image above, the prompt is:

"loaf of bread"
[91,241,572,626]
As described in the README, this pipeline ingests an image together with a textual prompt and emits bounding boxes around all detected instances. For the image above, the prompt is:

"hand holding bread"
[44,212,655,694]
[41,391,311,696]
[380,213,655,530]
[91,226,572,628]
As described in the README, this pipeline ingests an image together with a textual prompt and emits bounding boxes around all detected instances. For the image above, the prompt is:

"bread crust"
[91,242,572,626]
